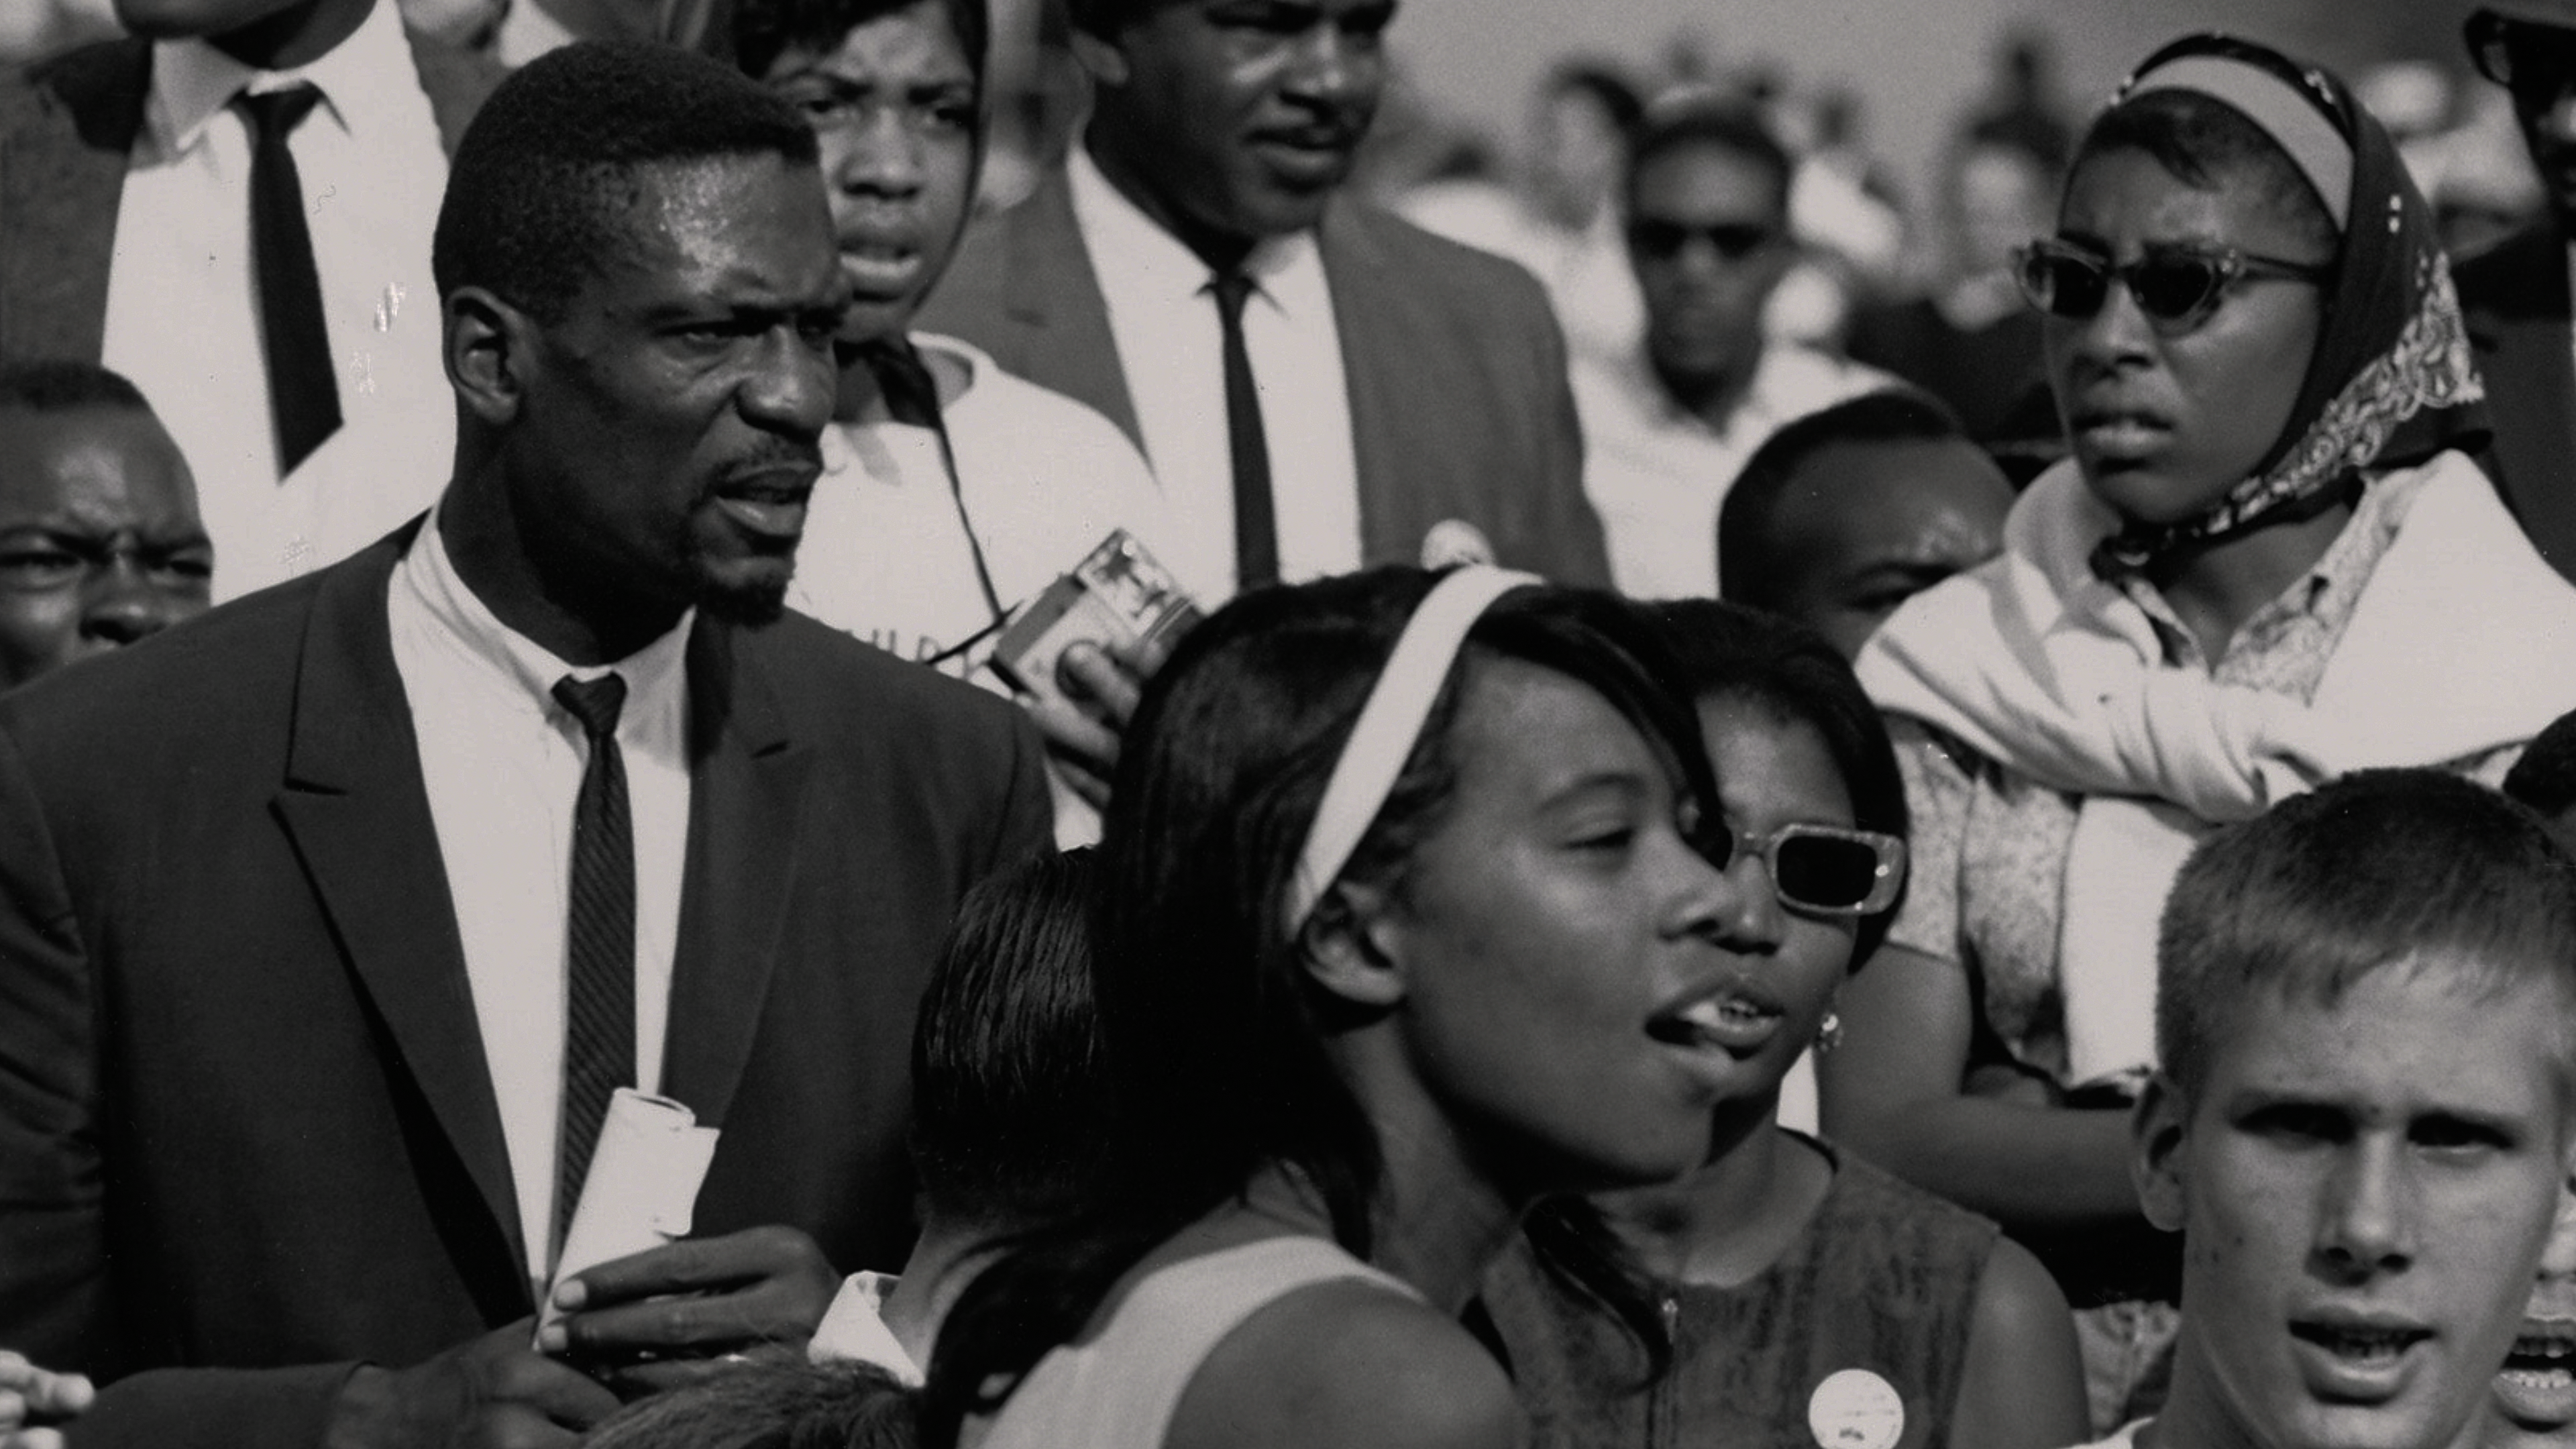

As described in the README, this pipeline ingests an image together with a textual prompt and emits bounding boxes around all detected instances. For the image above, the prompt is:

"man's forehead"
[581,155,834,278]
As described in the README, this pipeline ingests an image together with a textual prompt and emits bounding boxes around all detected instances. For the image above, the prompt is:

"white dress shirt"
[386,506,693,1283]
[792,333,1169,677]
[1065,146,1361,606]
[103,0,455,604]
[1574,341,1892,598]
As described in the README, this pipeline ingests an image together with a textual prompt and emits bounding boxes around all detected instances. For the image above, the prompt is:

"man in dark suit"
[2459,1,2576,582]
[914,0,1610,598]
[0,41,1049,1449]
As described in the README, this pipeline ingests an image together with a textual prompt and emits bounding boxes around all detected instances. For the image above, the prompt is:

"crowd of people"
[9,1,2576,1448]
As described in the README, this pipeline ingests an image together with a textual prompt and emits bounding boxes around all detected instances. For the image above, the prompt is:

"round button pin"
[1807,1367,1904,1449]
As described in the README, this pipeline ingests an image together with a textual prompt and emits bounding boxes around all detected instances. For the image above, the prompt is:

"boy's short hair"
[909,847,1102,1230]
[2156,769,2576,1102]
[1717,387,1973,610]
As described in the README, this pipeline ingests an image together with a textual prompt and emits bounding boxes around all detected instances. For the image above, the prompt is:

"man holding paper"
[0,40,1051,1449]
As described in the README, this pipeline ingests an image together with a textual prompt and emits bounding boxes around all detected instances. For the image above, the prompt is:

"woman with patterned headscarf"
[1826,33,2576,1432]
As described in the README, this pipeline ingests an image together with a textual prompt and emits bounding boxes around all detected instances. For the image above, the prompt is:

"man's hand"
[327,1319,618,1449]
[1020,639,1150,808]
[537,1225,838,1389]
[0,1350,93,1449]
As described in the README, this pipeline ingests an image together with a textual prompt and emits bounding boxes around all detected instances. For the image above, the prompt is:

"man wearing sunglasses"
[2457,1,2576,586]
[1573,95,1889,599]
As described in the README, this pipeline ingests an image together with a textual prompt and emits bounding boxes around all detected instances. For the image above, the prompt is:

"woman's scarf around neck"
[2083,36,2488,578]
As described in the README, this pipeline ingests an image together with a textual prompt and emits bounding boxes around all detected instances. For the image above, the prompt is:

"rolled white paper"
[536,1087,721,1341]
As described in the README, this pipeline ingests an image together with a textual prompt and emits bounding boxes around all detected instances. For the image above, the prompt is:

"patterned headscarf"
[2083,34,2489,578]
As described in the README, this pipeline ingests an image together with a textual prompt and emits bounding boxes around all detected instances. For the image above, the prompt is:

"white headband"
[1284,566,1543,936]
[2127,54,2353,231]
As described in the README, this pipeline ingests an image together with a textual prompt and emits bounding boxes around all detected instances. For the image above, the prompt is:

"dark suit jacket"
[0,524,1052,1447]
[2456,217,2576,584]
[0,9,503,364]
[916,163,1613,588]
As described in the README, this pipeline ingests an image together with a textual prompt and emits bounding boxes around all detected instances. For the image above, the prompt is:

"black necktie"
[552,673,634,1261]
[852,336,943,429]
[238,84,343,475]
[1209,269,1278,591]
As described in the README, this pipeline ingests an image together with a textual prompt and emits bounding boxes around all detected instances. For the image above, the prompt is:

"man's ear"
[2134,1072,2191,1234]
[1068,27,1129,89]
[445,286,534,428]
[1299,878,1407,1011]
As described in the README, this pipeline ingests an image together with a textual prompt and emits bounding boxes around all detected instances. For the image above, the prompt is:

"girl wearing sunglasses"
[1485,600,2087,1449]
[1831,32,2576,1432]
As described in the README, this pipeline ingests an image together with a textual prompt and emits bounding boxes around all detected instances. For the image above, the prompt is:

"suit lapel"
[659,623,810,1129]
[1006,166,1145,446]
[1320,203,1411,565]
[0,39,144,362]
[271,529,528,1281]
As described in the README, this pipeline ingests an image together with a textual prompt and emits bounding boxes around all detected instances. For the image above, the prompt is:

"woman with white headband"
[916,566,1755,1449]
[1829,32,2576,1430]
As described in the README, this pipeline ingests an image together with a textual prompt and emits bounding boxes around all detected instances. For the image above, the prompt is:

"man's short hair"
[1624,93,1794,221]
[431,40,821,323]
[733,0,990,91]
[2156,769,2576,1102]
[1719,388,1972,610]
[0,360,153,415]
[910,847,1102,1230]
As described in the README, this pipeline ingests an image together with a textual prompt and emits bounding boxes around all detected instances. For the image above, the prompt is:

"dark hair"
[1629,598,1909,963]
[910,847,1103,1232]
[918,568,1712,1446]
[2072,86,2339,259]
[1625,95,1794,221]
[2157,769,2576,1102]
[432,41,820,323]
[1719,388,1976,609]
[582,1360,916,1449]
[734,0,990,92]
[0,359,152,415]
[2506,710,2576,824]
[1544,60,1644,137]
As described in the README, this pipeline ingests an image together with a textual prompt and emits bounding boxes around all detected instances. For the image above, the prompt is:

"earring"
[1815,1012,1844,1055]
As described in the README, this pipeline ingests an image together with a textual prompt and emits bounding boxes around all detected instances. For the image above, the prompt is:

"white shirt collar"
[144,0,404,161]
[1065,142,1324,317]
[399,504,697,724]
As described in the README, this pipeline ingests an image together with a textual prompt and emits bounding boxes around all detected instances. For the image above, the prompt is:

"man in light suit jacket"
[914,0,1611,600]
[2460,0,2576,583]
[0,42,1050,1449]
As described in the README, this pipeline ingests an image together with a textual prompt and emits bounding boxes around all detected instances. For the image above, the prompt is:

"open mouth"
[837,238,924,293]
[708,472,815,543]
[1647,991,1784,1057]
[2290,1321,2431,1371]
[2504,1320,2576,1395]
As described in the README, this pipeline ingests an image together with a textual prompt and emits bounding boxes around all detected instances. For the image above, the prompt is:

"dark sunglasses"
[2015,237,2330,332]
[1699,820,1907,916]
[2469,11,2576,96]
[1625,218,1781,262]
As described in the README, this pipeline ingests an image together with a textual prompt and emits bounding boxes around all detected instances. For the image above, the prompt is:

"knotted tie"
[552,672,634,1261]
[237,84,343,474]
[1208,268,1278,590]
